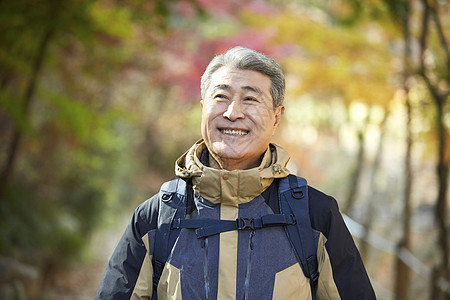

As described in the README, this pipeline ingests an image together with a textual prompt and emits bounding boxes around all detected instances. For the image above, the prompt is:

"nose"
[223,100,245,121]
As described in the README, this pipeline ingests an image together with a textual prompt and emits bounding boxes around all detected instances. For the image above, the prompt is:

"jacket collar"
[175,139,291,206]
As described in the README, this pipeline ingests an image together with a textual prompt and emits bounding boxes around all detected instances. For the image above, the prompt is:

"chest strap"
[172,214,296,238]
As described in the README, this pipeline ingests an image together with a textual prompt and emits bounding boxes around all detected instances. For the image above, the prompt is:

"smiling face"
[201,67,284,170]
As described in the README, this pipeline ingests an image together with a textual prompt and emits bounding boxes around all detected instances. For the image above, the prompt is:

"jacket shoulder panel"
[307,186,376,299]
[307,186,340,237]
[95,193,160,299]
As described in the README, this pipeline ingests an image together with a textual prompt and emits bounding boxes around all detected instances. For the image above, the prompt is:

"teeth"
[221,129,248,135]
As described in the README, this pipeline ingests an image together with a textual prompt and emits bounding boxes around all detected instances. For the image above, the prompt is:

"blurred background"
[0,0,449,299]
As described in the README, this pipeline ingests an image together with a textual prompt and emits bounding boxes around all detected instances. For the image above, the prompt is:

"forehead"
[208,67,272,92]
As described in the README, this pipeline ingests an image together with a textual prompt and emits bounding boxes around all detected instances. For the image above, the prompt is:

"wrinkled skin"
[201,67,284,170]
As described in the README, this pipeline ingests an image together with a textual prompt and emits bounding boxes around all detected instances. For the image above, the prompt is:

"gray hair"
[201,46,285,108]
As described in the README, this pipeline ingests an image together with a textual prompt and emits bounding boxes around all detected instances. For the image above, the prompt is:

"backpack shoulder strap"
[279,174,319,299]
[152,177,189,295]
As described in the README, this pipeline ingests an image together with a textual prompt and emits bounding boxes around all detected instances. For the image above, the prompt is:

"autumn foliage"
[0,0,448,299]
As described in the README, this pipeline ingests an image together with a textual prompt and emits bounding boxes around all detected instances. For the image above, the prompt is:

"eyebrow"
[242,85,263,95]
[212,84,263,95]
[213,84,232,91]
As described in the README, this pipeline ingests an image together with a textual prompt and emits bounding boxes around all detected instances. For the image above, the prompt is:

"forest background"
[0,0,449,299]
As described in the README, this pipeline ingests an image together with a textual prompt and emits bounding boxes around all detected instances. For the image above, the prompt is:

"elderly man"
[96,46,375,300]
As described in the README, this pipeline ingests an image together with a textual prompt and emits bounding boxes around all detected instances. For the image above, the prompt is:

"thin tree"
[0,4,56,196]
[343,108,371,215]
[394,2,414,299]
[360,110,390,261]
[418,1,450,299]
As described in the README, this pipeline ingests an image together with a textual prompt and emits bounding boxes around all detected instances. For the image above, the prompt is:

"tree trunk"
[395,94,412,300]
[343,111,371,215]
[0,25,53,196]
[418,1,450,298]
[395,5,413,298]
[433,95,449,300]
[359,111,389,261]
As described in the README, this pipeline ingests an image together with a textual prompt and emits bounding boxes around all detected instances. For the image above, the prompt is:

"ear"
[200,99,204,109]
[273,105,285,129]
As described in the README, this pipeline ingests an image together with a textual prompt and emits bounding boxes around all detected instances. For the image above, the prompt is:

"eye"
[244,96,258,102]
[214,94,228,100]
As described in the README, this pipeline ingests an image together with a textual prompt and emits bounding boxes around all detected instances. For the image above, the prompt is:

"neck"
[208,153,262,171]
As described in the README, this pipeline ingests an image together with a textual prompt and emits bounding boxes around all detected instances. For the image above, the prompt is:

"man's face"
[201,67,284,170]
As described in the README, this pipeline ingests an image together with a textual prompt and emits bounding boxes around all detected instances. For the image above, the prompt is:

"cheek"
[203,103,219,117]
[250,107,275,128]
[201,107,219,135]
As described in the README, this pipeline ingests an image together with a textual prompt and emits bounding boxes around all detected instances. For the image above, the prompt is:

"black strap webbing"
[279,175,319,298]
[152,178,187,294]
[172,214,296,238]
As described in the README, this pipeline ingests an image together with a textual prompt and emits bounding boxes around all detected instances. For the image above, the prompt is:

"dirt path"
[44,216,129,299]
[43,261,105,300]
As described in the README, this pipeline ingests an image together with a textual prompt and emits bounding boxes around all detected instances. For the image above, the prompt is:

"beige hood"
[175,139,291,207]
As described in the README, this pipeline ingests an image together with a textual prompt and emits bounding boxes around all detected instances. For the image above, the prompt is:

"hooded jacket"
[96,140,375,300]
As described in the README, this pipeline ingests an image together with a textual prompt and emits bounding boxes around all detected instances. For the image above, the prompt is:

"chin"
[216,142,246,153]
[213,149,243,161]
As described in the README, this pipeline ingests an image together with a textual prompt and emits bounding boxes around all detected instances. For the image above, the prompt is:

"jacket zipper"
[202,237,210,299]
[244,230,255,300]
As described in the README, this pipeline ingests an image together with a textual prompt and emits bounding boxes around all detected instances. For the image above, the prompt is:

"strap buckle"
[236,218,255,231]
[161,193,174,202]
[291,187,304,199]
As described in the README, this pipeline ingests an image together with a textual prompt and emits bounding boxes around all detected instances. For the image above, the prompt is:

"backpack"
[151,174,320,299]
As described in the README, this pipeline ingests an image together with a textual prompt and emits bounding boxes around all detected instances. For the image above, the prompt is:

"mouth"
[219,128,249,136]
